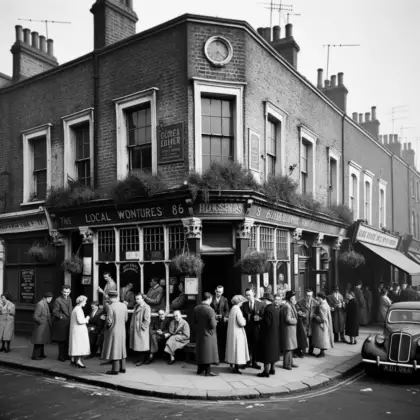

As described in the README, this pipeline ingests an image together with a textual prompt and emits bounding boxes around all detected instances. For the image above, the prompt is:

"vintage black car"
[362,302,420,375]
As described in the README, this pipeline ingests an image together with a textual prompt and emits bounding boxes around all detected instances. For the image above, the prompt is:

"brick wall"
[392,157,410,234]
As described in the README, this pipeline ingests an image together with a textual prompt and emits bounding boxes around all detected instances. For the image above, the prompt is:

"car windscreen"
[388,309,420,324]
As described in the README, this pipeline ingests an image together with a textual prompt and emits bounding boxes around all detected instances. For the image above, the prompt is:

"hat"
[333,285,340,291]
[262,292,274,302]
[285,290,296,301]
[44,292,53,298]
[108,290,119,297]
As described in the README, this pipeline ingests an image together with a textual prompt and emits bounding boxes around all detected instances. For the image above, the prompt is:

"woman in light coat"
[378,289,392,323]
[129,293,151,366]
[31,292,53,360]
[225,295,249,374]
[311,292,334,358]
[69,295,90,368]
[0,293,16,353]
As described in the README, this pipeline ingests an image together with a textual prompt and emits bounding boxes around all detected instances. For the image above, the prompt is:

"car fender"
[361,335,388,361]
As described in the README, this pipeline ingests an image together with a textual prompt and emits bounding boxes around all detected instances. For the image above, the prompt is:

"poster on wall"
[185,277,198,295]
[82,276,92,285]
[20,269,36,304]
[248,129,260,172]
[83,257,92,276]
[263,272,269,287]
[157,122,184,164]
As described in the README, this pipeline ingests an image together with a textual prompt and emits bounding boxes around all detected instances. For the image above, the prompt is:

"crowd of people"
[0,274,419,379]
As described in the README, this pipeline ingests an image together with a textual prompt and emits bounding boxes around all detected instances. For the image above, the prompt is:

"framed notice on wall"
[20,269,36,304]
[248,129,260,172]
[185,277,199,295]
[157,122,184,164]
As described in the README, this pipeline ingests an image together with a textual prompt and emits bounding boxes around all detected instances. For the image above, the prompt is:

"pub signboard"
[355,223,400,249]
[157,122,184,164]
[20,268,36,304]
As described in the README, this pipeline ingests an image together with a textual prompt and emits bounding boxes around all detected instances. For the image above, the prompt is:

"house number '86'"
[172,205,184,215]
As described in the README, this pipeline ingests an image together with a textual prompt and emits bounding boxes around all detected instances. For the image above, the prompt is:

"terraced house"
[0,0,418,332]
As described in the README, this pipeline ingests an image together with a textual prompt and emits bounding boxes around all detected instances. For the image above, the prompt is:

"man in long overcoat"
[327,286,347,343]
[164,310,190,364]
[194,292,219,376]
[256,293,280,377]
[145,309,170,364]
[210,285,229,362]
[241,288,264,369]
[312,292,334,358]
[52,285,73,362]
[279,291,299,370]
[296,289,317,355]
[129,293,151,366]
[102,290,128,375]
[31,292,53,360]
[354,281,368,326]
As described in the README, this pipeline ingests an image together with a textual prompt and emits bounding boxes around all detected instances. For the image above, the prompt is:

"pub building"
[401,235,420,275]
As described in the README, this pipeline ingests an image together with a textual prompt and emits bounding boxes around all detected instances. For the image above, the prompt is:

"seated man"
[145,309,170,364]
[86,301,105,358]
[164,310,190,365]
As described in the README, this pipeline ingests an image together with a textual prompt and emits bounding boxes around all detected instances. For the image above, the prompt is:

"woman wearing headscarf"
[0,293,15,353]
[69,295,91,368]
[225,295,249,374]
[31,292,53,360]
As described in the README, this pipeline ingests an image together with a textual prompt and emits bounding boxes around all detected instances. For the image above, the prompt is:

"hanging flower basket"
[62,252,83,274]
[235,250,270,275]
[170,252,204,276]
[338,248,365,268]
[28,242,55,262]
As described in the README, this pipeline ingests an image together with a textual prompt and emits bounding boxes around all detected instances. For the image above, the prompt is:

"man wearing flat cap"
[327,286,348,343]
[256,292,280,377]
[31,292,53,360]
[279,290,299,370]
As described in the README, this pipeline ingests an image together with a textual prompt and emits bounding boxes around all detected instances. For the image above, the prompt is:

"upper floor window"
[417,181,419,202]
[201,97,233,171]
[379,179,387,229]
[63,108,94,188]
[299,126,317,197]
[126,104,152,172]
[115,88,158,180]
[412,212,416,238]
[417,215,420,239]
[349,161,361,220]
[266,118,277,177]
[328,147,341,206]
[194,80,244,173]
[364,181,371,223]
[22,124,52,203]
[300,142,309,194]
[412,178,416,198]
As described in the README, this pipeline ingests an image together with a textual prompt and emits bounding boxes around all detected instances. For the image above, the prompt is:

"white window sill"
[20,200,46,207]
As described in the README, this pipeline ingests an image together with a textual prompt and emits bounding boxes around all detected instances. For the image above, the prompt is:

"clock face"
[204,36,233,67]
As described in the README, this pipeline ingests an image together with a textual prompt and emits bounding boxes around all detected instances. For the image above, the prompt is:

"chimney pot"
[126,0,133,7]
[257,27,264,36]
[365,112,370,123]
[371,106,377,121]
[47,39,54,56]
[15,25,23,42]
[338,72,344,86]
[394,134,399,143]
[379,134,383,143]
[384,135,388,144]
[273,25,281,41]
[352,112,358,121]
[324,79,330,89]
[359,113,363,124]
[31,31,39,49]
[39,36,46,53]
[404,143,408,150]
[285,23,292,38]
[263,27,271,42]
[330,75,337,88]
[409,142,412,150]
[23,28,31,44]
[317,69,323,89]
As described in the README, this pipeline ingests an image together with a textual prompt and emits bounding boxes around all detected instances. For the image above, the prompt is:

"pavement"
[0,326,381,401]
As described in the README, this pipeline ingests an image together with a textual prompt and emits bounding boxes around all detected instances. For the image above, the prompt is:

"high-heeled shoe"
[232,368,242,374]
[76,363,86,369]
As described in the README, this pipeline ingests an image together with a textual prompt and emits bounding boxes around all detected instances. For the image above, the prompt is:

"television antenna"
[322,44,360,80]
[287,13,301,24]
[388,105,408,134]
[259,1,293,28]
[18,18,71,39]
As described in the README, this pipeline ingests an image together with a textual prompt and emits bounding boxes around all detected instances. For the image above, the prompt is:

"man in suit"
[144,277,165,313]
[210,285,229,363]
[241,288,264,369]
[399,280,418,302]
[145,309,170,364]
[164,310,190,364]
[194,292,219,376]
[86,301,105,358]
[31,292,53,360]
[296,289,317,356]
[327,286,347,343]
[52,285,73,362]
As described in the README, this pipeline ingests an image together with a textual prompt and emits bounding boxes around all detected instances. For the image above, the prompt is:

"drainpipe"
[93,52,99,188]
[390,154,395,231]
[341,114,345,204]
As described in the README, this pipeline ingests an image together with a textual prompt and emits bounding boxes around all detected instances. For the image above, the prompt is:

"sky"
[1,0,419,163]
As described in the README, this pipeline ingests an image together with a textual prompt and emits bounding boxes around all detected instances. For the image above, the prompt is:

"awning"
[359,241,420,276]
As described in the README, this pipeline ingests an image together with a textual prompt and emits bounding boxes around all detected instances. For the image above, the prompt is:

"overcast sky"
[1,0,419,163]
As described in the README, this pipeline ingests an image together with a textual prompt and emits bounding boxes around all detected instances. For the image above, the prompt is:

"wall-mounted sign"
[248,205,347,236]
[20,269,36,304]
[0,217,48,235]
[83,257,92,276]
[125,251,140,260]
[57,202,188,229]
[248,129,260,172]
[185,277,198,295]
[355,223,399,249]
[197,203,244,216]
[121,263,140,274]
[82,276,92,285]
[263,272,269,287]
[157,122,184,164]
[408,238,420,254]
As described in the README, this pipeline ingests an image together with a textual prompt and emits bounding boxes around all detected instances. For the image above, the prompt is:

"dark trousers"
[58,341,69,360]
[32,344,45,358]
[150,333,166,354]
[283,350,293,368]
[111,358,126,372]
[197,363,212,373]
[308,336,314,354]
[216,321,227,362]
[334,332,345,342]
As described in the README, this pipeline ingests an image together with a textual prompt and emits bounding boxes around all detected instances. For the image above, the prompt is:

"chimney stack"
[402,139,415,166]
[338,72,344,86]
[273,25,281,41]
[271,23,300,69]
[91,0,138,50]
[383,133,402,157]
[325,79,330,89]
[11,25,58,82]
[352,112,358,122]
[323,72,348,112]
[257,27,264,37]
[358,113,363,124]
[263,27,272,42]
[317,68,323,89]
[330,75,337,88]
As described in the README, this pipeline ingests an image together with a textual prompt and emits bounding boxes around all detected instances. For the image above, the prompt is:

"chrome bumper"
[362,356,419,371]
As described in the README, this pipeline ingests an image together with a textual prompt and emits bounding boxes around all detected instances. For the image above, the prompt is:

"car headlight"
[417,338,420,347]
[375,334,385,345]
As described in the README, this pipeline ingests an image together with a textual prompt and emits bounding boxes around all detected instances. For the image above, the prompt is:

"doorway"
[201,254,235,301]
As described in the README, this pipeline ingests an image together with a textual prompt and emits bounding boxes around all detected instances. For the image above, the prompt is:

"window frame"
[378,179,387,228]
[22,124,52,205]
[348,161,361,221]
[62,108,94,188]
[327,147,341,206]
[364,169,374,225]
[193,79,244,173]
[412,212,417,238]
[114,88,158,180]
[299,126,317,197]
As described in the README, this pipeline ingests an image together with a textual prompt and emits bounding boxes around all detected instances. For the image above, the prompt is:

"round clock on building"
[204,36,233,67]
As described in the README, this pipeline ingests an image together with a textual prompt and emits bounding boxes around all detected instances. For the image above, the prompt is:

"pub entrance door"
[295,245,310,301]
[201,254,235,301]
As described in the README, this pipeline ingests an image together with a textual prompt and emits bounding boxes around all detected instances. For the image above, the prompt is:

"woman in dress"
[69,295,90,368]
[311,291,334,358]
[378,289,392,323]
[0,293,15,353]
[225,295,249,374]
[345,292,359,344]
